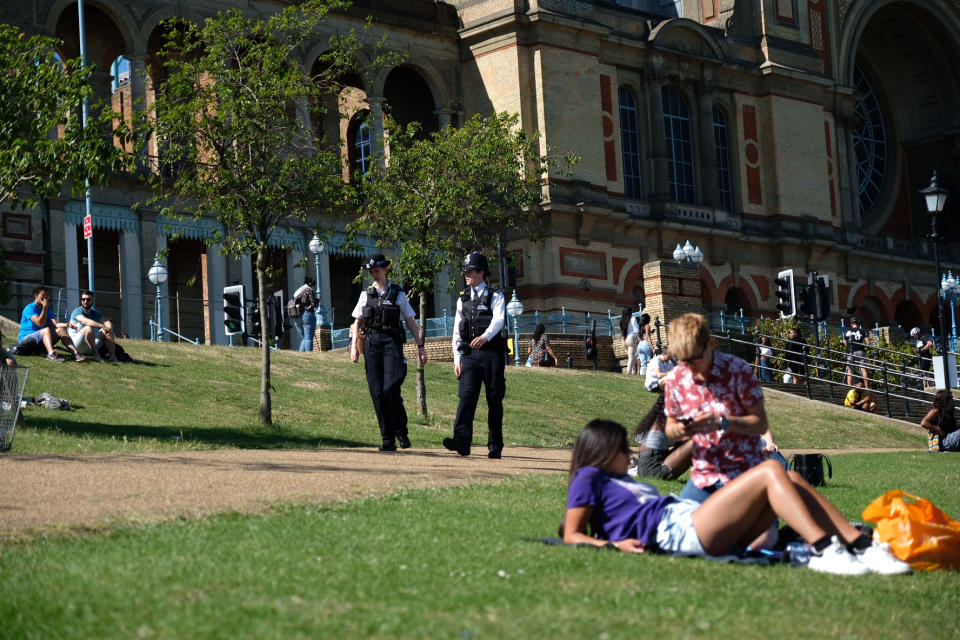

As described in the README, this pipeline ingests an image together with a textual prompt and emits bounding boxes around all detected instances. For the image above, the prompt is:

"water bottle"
[786,541,812,567]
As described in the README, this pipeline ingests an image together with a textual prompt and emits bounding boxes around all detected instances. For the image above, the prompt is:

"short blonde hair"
[668,313,710,361]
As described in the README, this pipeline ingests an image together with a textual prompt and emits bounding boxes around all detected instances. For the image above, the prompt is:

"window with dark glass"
[662,87,695,204]
[713,107,733,212]
[618,87,643,200]
[353,119,372,177]
[853,65,887,217]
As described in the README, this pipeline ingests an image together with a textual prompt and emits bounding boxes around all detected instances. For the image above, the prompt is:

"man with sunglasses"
[68,291,120,362]
[661,313,782,505]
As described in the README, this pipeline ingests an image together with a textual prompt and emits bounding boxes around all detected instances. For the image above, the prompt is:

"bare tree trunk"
[416,291,428,418]
[256,248,272,426]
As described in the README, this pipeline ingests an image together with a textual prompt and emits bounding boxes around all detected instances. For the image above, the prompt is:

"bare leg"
[82,327,99,359]
[691,460,835,555]
[57,327,81,356]
[40,327,57,354]
[663,439,694,480]
[787,470,861,544]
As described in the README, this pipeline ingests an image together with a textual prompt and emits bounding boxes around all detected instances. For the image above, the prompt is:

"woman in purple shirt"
[561,420,910,575]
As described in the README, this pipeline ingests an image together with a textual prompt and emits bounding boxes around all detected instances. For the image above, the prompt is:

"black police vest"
[459,286,505,351]
[362,283,404,337]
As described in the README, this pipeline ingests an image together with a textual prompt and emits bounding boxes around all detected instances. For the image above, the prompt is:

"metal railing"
[715,331,937,419]
[327,308,620,350]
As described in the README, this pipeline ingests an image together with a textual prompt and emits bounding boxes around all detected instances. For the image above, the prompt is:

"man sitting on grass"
[68,291,120,363]
[18,285,86,363]
[844,383,877,413]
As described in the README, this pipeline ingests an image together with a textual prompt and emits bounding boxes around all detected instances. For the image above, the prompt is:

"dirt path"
[0,445,922,539]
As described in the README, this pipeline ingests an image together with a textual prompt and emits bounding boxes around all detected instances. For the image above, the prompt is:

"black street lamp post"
[920,171,951,385]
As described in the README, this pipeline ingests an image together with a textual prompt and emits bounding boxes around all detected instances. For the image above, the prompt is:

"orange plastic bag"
[862,490,960,571]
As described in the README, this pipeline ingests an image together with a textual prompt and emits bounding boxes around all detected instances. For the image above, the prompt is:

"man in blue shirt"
[18,285,86,363]
[68,290,119,362]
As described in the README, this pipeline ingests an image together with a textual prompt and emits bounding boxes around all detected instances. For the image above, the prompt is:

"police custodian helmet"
[364,253,391,270]
[463,251,489,274]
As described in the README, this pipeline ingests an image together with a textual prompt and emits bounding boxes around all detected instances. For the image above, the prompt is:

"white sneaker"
[807,536,870,576]
[856,541,913,575]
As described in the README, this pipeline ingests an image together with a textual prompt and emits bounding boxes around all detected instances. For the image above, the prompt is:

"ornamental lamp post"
[506,290,525,367]
[147,255,168,341]
[920,171,953,386]
[673,240,704,266]
[308,233,328,326]
[941,271,960,352]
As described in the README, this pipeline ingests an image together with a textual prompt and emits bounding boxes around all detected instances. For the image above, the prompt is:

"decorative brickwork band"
[742,105,763,205]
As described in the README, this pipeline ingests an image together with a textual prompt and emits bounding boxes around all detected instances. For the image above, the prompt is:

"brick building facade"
[3,0,959,343]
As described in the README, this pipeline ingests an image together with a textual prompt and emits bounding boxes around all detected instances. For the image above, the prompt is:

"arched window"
[353,119,372,176]
[712,106,733,212]
[853,65,888,217]
[662,87,695,204]
[618,87,643,200]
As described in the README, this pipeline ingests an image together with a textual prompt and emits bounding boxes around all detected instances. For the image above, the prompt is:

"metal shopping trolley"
[0,365,29,452]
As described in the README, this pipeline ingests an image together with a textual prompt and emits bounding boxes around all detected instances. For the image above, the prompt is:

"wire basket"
[0,365,29,452]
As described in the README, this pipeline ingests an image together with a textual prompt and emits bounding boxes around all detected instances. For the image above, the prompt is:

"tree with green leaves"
[146,0,385,425]
[0,22,129,302]
[349,112,577,417]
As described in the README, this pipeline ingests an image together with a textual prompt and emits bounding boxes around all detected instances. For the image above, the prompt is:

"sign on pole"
[83,215,92,239]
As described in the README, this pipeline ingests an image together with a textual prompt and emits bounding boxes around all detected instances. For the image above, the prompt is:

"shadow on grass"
[23,415,370,449]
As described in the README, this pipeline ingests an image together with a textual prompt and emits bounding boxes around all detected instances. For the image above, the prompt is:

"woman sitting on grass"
[632,395,692,480]
[920,389,960,452]
[561,419,911,576]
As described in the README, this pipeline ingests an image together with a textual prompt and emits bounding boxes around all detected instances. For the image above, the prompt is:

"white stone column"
[644,68,669,200]
[206,244,227,345]
[697,80,720,208]
[63,220,80,312]
[241,255,254,308]
[434,266,456,317]
[318,251,331,325]
[120,230,143,338]
[288,248,305,303]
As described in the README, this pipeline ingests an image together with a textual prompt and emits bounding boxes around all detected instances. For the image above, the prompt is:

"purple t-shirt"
[566,466,675,546]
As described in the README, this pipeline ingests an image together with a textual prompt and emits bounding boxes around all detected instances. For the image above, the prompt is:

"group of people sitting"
[8,285,121,364]
[560,312,913,576]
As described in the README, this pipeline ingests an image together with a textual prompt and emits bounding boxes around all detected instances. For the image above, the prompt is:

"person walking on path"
[351,254,427,451]
[444,251,507,458]
[620,307,640,374]
[844,318,870,389]
[291,277,319,352]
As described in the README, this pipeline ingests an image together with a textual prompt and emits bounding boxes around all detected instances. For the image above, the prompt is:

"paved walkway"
[0,445,922,539]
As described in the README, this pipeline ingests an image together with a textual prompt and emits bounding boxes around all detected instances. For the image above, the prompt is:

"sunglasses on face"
[81,298,93,302]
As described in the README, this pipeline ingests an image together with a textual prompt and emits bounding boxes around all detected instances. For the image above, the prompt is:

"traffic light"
[774,269,796,318]
[250,304,262,340]
[798,285,815,317]
[584,320,598,368]
[223,285,245,336]
[813,276,831,322]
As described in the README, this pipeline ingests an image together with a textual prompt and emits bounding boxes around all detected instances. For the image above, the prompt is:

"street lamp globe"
[506,290,524,318]
[308,233,324,256]
[692,245,704,265]
[672,243,685,263]
[148,256,168,285]
[682,239,695,260]
[920,171,949,215]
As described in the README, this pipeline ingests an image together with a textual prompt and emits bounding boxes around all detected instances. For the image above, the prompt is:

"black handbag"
[788,453,833,486]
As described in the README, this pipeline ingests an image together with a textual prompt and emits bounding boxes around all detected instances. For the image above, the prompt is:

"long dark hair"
[639,313,651,329]
[619,306,633,338]
[532,323,546,343]
[933,390,956,429]
[634,395,666,443]
[569,420,630,482]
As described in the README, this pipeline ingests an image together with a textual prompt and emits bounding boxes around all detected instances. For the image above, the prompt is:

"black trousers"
[453,348,506,455]
[363,332,408,445]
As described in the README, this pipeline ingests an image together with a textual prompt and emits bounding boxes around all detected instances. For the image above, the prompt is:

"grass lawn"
[2,341,957,639]
[1,455,958,640]
[9,339,924,453]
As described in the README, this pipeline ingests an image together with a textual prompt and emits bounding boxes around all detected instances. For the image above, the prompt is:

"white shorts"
[70,329,103,355]
[655,499,706,556]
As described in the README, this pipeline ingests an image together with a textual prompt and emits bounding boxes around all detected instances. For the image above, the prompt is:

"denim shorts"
[655,499,706,555]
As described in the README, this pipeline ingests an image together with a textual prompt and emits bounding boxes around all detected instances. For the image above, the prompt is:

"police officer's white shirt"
[351,280,416,320]
[451,282,505,365]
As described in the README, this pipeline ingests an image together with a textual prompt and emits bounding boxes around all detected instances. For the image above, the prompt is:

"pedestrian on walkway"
[351,254,427,451]
[443,251,507,458]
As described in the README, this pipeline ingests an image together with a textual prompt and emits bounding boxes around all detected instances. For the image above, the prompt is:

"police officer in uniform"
[351,254,427,451]
[443,251,507,458]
